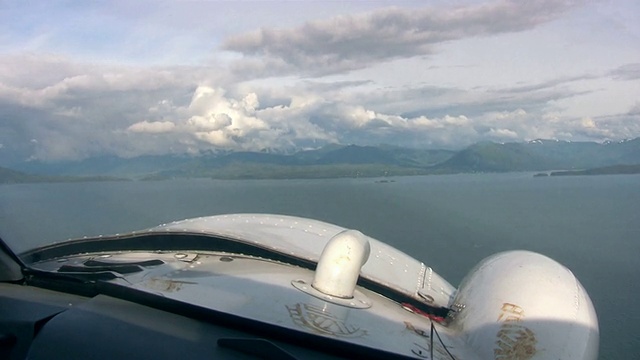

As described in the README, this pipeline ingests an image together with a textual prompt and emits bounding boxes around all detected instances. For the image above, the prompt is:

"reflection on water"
[1,173,639,359]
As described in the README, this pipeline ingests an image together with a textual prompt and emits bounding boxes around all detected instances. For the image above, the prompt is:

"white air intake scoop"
[292,230,372,308]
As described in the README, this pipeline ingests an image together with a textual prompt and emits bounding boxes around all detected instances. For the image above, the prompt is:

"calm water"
[1,173,639,359]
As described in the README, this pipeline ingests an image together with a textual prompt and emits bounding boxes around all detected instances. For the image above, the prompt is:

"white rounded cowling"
[449,250,599,360]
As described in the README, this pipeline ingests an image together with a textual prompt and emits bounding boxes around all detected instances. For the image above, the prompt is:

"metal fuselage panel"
[151,214,456,307]
[30,250,474,359]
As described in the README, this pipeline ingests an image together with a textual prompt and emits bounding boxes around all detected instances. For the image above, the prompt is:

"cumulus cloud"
[487,128,519,139]
[182,87,337,150]
[127,120,176,133]
[1,51,633,164]
[583,104,640,140]
[223,0,581,76]
[182,86,270,148]
[1,0,637,164]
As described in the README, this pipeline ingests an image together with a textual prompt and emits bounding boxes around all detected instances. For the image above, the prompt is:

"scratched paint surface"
[494,303,537,360]
[286,303,367,338]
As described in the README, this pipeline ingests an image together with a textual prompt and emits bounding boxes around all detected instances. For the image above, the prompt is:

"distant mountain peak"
[527,138,567,145]
[4,137,638,179]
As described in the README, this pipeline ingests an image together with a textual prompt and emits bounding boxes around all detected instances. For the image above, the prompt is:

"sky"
[0,0,639,163]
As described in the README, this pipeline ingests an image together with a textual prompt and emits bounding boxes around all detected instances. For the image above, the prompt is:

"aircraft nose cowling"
[449,250,599,360]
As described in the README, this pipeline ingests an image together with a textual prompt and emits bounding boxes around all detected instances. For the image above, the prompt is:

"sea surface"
[1,173,638,359]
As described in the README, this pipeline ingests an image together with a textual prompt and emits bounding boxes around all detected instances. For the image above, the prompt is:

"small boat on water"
[2,214,598,359]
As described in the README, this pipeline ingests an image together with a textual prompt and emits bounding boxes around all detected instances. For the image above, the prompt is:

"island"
[549,164,640,177]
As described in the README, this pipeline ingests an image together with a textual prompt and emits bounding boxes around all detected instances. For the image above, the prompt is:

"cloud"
[487,127,519,140]
[1,1,637,164]
[498,74,600,94]
[223,0,581,76]
[610,63,640,80]
[182,87,339,150]
[127,121,175,133]
[182,86,270,149]
[583,104,640,140]
[1,51,632,164]
[340,78,593,123]
[0,54,82,89]
[0,54,204,162]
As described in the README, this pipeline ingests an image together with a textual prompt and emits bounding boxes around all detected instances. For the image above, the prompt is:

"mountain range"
[1,138,639,182]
